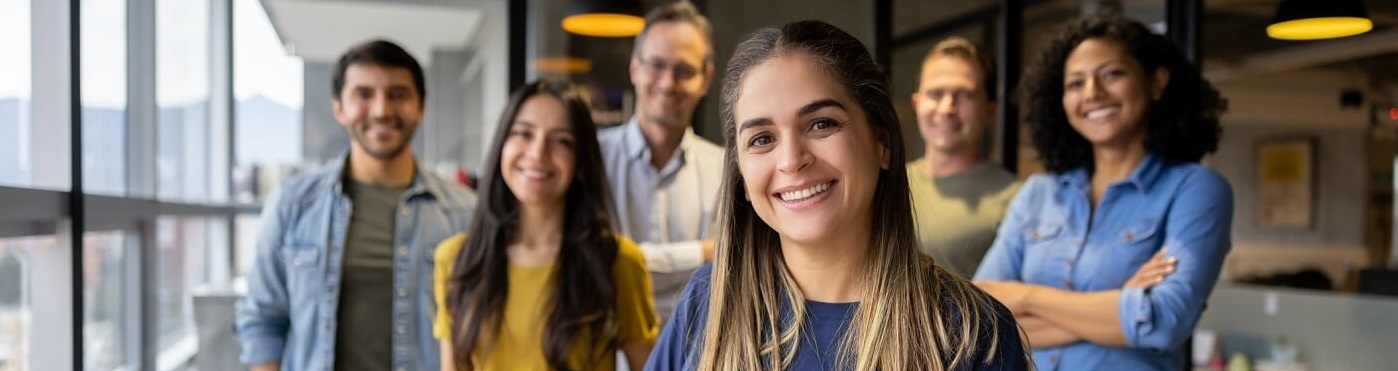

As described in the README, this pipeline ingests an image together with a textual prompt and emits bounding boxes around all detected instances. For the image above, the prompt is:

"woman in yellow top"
[434,80,659,371]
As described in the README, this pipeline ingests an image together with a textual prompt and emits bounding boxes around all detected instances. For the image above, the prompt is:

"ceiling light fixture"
[562,0,645,38]
[1267,0,1373,40]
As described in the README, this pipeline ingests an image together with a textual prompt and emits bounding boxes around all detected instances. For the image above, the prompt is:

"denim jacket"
[236,154,476,371]
[975,154,1233,371]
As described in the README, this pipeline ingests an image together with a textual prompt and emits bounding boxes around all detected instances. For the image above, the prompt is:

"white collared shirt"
[596,118,724,318]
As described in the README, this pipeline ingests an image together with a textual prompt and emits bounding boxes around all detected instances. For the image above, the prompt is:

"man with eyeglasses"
[597,1,722,321]
[907,37,1020,277]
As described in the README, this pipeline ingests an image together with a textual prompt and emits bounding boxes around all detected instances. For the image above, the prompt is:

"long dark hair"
[699,20,1019,370]
[447,80,620,370]
[1020,15,1226,173]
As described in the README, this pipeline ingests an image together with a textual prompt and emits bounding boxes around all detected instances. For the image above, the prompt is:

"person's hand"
[701,240,715,262]
[1124,247,1176,288]
[974,280,1038,315]
[250,363,280,371]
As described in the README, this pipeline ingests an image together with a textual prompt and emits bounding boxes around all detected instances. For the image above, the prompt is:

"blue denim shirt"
[975,154,1233,371]
[235,154,476,371]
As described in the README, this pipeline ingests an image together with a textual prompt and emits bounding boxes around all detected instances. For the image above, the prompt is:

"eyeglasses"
[922,89,979,106]
[637,56,701,82]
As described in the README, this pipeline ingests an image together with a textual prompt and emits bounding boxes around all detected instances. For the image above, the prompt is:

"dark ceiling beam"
[1205,27,1398,82]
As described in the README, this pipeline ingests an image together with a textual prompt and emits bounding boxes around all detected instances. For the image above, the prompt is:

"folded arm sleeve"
[637,240,706,273]
[1118,170,1233,351]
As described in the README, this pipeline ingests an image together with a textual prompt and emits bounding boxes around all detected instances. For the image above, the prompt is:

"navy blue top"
[644,265,1030,371]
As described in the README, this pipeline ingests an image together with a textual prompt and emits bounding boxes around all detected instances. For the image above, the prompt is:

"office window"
[82,0,128,197]
[83,231,130,370]
[0,235,54,371]
[155,216,219,365]
[158,0,213,203]
[0,0,34,189]
[233,213,260,278]
[234,0,304,205]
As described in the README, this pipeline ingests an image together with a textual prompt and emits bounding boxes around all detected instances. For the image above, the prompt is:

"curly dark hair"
[1020,15,1226,173]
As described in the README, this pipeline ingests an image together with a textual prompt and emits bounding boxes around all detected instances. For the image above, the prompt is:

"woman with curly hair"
[972,15,1233,371]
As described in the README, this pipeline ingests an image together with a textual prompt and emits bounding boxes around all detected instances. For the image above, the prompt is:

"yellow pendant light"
[1267,0,1373,40]
[562,0,646,38]
[531,57,594,75]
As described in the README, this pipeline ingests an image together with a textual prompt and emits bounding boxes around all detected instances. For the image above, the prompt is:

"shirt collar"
[1126,153,1164,192]
[1057,153,1163,193]
[621,116,702,162]
[622,117,650,160]
[329,151,438,200]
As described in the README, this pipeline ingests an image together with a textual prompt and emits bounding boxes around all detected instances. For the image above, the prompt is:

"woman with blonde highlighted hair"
[644,20,1030,371]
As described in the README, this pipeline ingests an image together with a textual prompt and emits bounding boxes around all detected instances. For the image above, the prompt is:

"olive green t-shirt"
[907,159,1021,277]
[334,179,407,371]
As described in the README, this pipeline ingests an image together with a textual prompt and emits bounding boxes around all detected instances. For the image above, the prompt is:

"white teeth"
[780,181,832,202]
[1086,107,1119,119]
[519,168,550,180]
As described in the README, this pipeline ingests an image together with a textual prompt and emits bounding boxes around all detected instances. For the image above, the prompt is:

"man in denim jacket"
[236,40,475,371]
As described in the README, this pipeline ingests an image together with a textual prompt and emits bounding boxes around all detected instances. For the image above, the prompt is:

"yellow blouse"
[432,233,659,370]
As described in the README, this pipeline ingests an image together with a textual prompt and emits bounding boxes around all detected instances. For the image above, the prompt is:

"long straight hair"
[698,20,1020,370]
[447,80,620,370]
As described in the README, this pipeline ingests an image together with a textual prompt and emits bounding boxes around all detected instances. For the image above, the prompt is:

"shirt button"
[398,288,408,297]
[397,324,407,334]
[397,246,408,256]
[400,208,409,217]
[397,368,406,371]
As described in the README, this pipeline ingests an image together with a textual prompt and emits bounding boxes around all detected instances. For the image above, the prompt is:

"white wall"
[1198,285,1398,371]
[1210,68,1376,282]
[470,0,509,166]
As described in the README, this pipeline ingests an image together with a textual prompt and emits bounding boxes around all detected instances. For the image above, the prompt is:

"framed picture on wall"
[1255,137,1317,230]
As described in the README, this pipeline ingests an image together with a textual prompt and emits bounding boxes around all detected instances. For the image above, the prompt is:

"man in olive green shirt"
[907,37,1020,276]
[238,40,477,371]
[335,179,406,370]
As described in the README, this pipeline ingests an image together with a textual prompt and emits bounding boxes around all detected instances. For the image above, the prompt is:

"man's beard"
[350,119,414,160]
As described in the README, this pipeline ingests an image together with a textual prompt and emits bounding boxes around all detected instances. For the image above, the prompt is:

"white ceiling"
[262,0,483,65]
